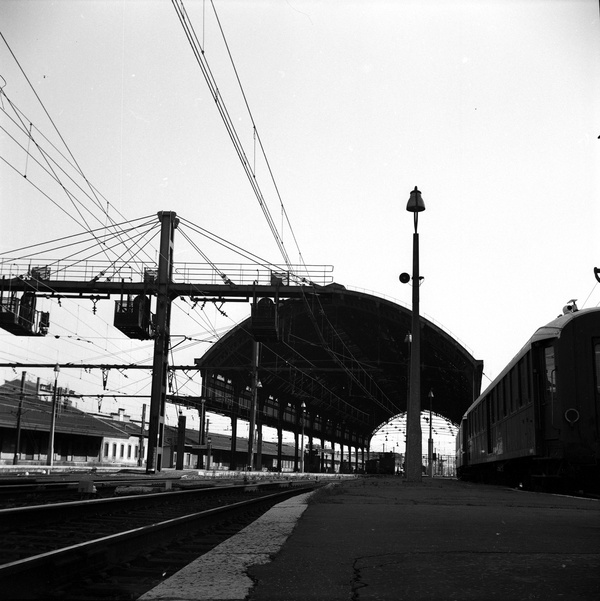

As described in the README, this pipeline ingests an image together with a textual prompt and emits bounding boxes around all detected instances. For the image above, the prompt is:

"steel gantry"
[1,211,483,473]
[0,211,337,471]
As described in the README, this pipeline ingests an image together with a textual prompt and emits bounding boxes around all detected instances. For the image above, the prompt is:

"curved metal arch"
[195,286,483,445]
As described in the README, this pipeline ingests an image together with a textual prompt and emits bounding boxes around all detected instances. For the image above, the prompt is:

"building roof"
[195,286,483,443]
[0,379,130,439]
[162,426,299,458]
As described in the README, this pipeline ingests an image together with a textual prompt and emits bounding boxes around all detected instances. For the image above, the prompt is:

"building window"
[112,443,117,457]
[127,445,132,459]
[120,444,125,458]
[104,443,109,457]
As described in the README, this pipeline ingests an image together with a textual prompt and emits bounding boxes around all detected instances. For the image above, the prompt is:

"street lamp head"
[54,364,60,375]
[406,186,425,213]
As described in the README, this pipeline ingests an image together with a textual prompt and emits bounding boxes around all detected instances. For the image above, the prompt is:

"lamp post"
[428,389,434,477]
[207,436,212,470]
[404,186,425,482]
[47,364,60,467]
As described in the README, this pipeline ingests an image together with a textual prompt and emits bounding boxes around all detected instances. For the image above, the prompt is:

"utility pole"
[47,364,60,467]
[13,372,26,465]
[146,211,179,473]
[138,403,146,467]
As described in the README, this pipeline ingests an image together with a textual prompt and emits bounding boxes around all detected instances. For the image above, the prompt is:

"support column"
[340,423,345,473]
[230,382,239,471]
[293,403,300,472]
[146,211,178,473]
[176,412,186,470]
[230,414,238,470]
[277,399,284,472]
[308,411,314,473]
[331,440,336,473]
[320,419,326,473]
[247,340,260,470]
[256,395,263,471]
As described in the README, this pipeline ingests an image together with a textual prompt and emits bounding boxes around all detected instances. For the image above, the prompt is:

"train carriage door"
[541,343,560,441]
[594,341,600,436]
[486,397,493,454]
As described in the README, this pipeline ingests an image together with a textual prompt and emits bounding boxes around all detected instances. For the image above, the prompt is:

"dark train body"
[457,307,600,492]
[365,452,402,475]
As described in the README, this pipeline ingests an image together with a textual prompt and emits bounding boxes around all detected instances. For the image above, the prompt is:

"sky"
[1,0,599,452]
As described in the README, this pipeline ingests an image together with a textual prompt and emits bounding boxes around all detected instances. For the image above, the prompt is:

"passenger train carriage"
[457,306,600,492]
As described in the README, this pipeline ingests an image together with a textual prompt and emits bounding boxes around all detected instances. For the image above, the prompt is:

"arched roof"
[195,285,483,445]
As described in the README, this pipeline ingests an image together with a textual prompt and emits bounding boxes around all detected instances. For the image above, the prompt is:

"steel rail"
[0,483,318,597]
[0,479,300,526]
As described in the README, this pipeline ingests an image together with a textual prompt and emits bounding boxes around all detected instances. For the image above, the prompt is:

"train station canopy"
[195,284,483,448]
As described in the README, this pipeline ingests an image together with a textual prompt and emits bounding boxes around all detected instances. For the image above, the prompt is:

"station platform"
[140,476,600,601]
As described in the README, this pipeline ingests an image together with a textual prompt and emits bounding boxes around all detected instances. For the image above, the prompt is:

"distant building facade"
[0,377,303,470]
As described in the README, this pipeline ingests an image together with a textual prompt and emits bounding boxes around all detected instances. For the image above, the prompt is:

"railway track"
[0,474,214,508]
[0,479,320,600]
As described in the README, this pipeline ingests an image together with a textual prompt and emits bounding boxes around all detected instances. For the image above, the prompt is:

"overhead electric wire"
[1,220,159,287]
[171,0,298,271]
[178,218,311,284]
[0,31,124,238]
[0,106,155,268]
[0,215,155,258]
[206,0,308,272]
[0,66,155,269]
[0,116,154,266]
[300,285,398,415]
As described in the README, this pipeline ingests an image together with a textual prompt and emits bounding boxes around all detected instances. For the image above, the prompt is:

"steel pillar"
[146,211,178,473]
[176,413,186,470]
[247,340,260,470]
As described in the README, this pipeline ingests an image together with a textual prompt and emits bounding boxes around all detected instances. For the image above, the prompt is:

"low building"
[0,377,133,465]
[0,378,306,471]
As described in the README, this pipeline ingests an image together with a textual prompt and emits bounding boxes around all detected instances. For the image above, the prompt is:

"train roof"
[462,307,600,418]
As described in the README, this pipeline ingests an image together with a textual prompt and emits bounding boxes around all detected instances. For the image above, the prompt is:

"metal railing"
[0,259,334,287]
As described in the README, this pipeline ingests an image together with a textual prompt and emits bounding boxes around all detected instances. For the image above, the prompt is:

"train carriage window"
[511,367,519,410]
[545,346,556,396]
[519,357,527,406]
[493,388,498,422]
[594,342,600,394]
[527,352,534,404]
